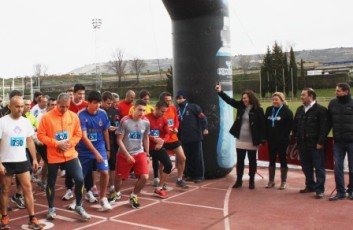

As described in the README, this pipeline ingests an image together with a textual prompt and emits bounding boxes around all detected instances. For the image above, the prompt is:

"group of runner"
[0,84,203,229]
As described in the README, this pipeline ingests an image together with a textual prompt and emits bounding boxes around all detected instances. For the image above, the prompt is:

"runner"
[109,99,150,208]
[129,90,154,115]
[0,96,43,229]
[101,91,120,194]
[118,90,135,118]
[159,92,188,189]
[146,101,172,198]
[37,93,90,221]
[76,91,112,211]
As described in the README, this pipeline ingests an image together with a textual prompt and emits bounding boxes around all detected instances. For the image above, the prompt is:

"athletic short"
[163,141,182,151]
[108,144,118,171]
[3,161,31,175]
[79,156,109,177]
[116,152,149,179]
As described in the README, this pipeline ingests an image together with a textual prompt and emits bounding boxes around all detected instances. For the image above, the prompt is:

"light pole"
[92,18,102,91]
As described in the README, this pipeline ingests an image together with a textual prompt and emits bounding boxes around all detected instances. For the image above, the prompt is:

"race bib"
[150,129,160,137]
[167,119,174,127]
[88,132,98,142]
[128,131,142,140]
[55,131,68,141]
[10,137,24,147]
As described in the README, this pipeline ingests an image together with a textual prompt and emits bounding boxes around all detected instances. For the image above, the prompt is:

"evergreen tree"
[300,59,306,87]
[283,52,289,95]
[260,46,273,96]
[166,66,173,94]
[272,42,284,93]
[289,47,298,96]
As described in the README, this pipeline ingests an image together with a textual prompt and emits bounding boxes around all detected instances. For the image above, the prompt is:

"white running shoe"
[62,189,74,201]
[85,191,98,203]
[68,200,76,210]
[109,185,115,194]
[100,197,112,211]
[91,185,99,197]
[75,205,91,221]
[153,178,160,187]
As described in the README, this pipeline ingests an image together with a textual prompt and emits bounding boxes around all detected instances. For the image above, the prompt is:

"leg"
[173,145,186,180]
[279,145,288,190]
[182,143,192,179]
[332,143,346,195]
[186,142,204,181]
[16,172,35,216]
[46,163,59,208]
[0,174,13,216]
[133,174,148,194]
[65,159,84,207]
[248,150,257,189]
[299,147,315,190]
[99,170,109,200]
[233,148,246,188]
[133,153,150,194]
[154,149,173,186]
[346,143,353,194]
[312,148,326,194]
[267,146,277,188]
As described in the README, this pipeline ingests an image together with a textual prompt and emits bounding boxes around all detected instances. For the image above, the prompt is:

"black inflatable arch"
[162,0,235,178]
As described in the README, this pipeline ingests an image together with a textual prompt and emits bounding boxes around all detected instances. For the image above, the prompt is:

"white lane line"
[200,187,228,191]
[110,219,170,230]
[73,219,107,230]
[163,187,199,201]
[163,201,223,211]
[110,200,160,218]
[55,214,76,222]
[223,184,233,230]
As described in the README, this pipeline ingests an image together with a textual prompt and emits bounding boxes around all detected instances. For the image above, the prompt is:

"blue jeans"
[333,143,353,194]
[299,147,326,193]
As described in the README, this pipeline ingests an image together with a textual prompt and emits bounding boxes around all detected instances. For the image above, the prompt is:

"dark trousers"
[151,148,173,177]
[333,143,353,194]
[236,148,257,178]
[183,141,205,180]
[299,147,326,193]
[47,158,84,208]
[268,144,288,168]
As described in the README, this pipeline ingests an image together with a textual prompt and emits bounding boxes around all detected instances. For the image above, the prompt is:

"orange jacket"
[37,107,82,163]
[163,104,179,143]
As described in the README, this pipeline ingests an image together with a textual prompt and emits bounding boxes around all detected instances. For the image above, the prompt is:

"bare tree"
[238,55,251,75]
[107,49,127,85]
[42,65,48,76]
[130,57,147,83]
[33,63,48,89]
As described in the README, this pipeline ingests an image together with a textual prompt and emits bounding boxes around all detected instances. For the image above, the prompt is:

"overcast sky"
[0,0,352,77]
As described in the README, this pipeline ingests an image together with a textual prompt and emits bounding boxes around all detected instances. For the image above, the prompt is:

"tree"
[238,55,251,75]
[130,57,147,84]
[300,59,306,87]
[107,49,127,86]
[260,47,273,97]
[283,52,289,95]
[166,66,173,94]
[289,47,298,96]
[272,42,284,93]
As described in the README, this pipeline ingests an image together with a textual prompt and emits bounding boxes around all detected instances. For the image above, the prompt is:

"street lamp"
[92,18,102,91]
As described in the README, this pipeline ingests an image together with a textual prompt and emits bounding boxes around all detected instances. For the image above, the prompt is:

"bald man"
[118,90,136,118]
[0,96,43,229]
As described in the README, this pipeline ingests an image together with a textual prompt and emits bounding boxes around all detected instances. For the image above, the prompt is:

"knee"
[163,162,173,174]
[139,174,149,181]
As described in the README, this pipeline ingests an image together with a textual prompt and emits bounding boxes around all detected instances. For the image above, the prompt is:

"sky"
[0,0,352,77]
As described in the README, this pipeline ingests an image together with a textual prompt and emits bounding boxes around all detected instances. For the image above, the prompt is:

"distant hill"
[68,47,353,74]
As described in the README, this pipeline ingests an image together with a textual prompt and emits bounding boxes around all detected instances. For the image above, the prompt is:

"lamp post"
[92,18,102,91]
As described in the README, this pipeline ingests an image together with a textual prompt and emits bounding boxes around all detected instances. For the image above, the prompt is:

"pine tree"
[289,47,298,96]
[300,59,306,88]
[283,52,289,95]
[272,42,284,93]
[260,47,273,96]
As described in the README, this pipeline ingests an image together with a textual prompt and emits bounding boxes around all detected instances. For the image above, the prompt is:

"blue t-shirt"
[77,108,110,159]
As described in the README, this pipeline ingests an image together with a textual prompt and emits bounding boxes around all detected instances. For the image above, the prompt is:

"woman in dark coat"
[264,92,293,190]
[215,84,265,189]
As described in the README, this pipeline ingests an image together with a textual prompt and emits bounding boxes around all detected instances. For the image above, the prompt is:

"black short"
[163,141,182,151]
[108,144,118,170]
[3,161,31,175]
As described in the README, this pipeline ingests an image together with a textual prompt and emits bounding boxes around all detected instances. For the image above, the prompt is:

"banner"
[258,137,334,170]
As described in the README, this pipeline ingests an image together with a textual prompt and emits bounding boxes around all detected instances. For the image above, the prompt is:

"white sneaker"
[91,185,99,197]
[75,205,91,221]
[109,185,115,194]
[153,178,160,187]
[85,191,98,203]
[61,170,66,177]
[62,189,74,201]
[68,200,76,210]
[100,197,112,211]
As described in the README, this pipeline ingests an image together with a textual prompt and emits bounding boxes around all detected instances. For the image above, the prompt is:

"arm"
[317,107,329,147]
[217,91,242,109]
[117,134,135,163]
[143,128,150,155]
[257,107,266,143]
[284,107,294,138]
[68,115,82,148]
[103,129,110,159]
[195,104,208,135]
[37,117,59,148]
[26,137,39,171]
[81,131,104,162]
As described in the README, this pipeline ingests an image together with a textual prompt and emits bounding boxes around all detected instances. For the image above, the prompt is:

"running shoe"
[1,215,10,229]
[91,185,99,197]
[154,189,168,199]
[108,191,122,203]
[100,197,113,211]
[75,206,91,221]
[28,217,44,230]
[153,178,160,187]
[36,181,46,191]
[61,189,74,201]
[85,191,98,203]
[162,183,168,191]
[46,207,56,220]
[129,194,140,209]
[108,185,115,194]
[11,195,26,209]
[176,179,189,189]
[67,200,76,211]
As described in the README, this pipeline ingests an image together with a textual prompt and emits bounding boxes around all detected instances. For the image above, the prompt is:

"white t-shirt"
[30,104,46,119]
[0,115,35,162]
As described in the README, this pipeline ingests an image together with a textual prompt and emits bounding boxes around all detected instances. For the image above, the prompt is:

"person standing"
[175,91,208,183]
[292,88,328,199]
[109,99,150,208]
[264,92,293,190]
[118,90,135,118]
[37,93,90,221]
[328,83,353,201]
[215,84,265,189]
[0,96,43,229]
